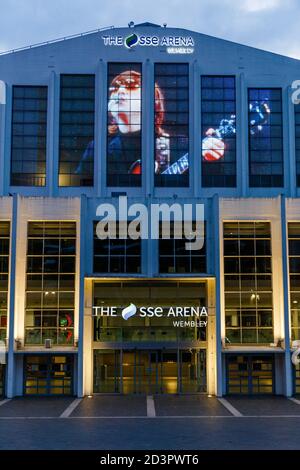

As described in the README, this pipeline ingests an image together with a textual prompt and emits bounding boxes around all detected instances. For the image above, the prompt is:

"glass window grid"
[24,355,73,395]
[248,88,283,187]
[25,222,76,345]
[294,104,300,186]
[201,76,236,187]
[224,221,273,344]
[288,222,300,340]
[93,221,141,274]
[106,63,142,187]
[11,86,47,186]
[59,74,95,187]
[0,222,10,342]
[154,63,189,188]
[159,221,206,274]
[226,355,274,394]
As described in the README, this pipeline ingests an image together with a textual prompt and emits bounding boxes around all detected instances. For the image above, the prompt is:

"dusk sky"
[0,0,299,58]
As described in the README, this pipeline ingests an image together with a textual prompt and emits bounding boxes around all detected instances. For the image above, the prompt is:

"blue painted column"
[287,86,296,198]
[3,84,12,196]
[0,81,6,195]
[77,194,87,397]
[280,195,293,396]
[6,193,18,398]
[213,193,222,396]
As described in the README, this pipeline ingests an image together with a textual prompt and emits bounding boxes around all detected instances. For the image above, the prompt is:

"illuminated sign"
[93,303,209,342]
[93,304,208,319]
[102,33,195,54]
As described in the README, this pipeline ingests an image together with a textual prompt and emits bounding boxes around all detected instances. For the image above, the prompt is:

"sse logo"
[121,303,137,320]
[125,33,139,49]
[124,33,161,49]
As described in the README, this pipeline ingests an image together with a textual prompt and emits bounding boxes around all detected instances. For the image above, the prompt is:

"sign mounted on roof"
[102,33,195,54]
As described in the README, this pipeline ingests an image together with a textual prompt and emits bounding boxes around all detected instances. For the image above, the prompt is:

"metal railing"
[24,327,74,346]
[95,326,203,343]
[0,25,115,56]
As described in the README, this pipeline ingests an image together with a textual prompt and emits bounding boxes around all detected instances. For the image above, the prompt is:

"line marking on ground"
[147,395,156,417]
[0,399,11,407]
[1,414,300,419]
[218,398,243,417]
[289,397,300,406]
[0,416,58,419]
[60,398,82,418]
[68,415,300,419]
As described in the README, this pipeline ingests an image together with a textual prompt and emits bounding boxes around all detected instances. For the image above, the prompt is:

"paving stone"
[0,397,74,417]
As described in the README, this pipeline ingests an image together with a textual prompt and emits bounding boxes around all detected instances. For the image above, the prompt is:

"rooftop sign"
[102,33,195,54]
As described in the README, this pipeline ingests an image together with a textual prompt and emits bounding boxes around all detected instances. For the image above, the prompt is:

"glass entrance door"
[148,351,161,394]
[94,350,120,393]
[94,349,207,394]
[24,355,73,395]
[161,351,177,393]
[122,350,177,394]
[123,350,161,394]
[294,362,300,395]
[226,355,274,394]
[122,349,178,395]
[135,351,150,394]
[179,349,207,393]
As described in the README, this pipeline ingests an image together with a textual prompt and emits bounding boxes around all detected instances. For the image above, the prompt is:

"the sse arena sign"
[102,33,195,54]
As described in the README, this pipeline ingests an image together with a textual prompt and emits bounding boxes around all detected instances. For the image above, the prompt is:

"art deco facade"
[0,22,299,397]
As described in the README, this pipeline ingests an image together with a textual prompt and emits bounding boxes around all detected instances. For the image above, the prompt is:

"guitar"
[128,154,189,176]
[128,117,236,175]
[127,102,269,175]
[161,153,189,175]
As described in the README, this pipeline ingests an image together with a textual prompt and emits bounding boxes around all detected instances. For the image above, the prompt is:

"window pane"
[11,86,47,186]
[93,221,141,274]
[288,223,300,334]
[159,221,206,274]
[25,222,76,345]
[154,63,189,188]
[59,75,95,187]
[248,88,283,187]
[295,104,300,185]
[0,223,9,340]
[201,76,236,187]
[224,221,273,345]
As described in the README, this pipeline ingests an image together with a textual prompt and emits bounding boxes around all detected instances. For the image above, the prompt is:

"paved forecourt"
[1,395,300,418]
